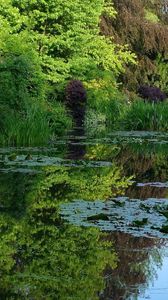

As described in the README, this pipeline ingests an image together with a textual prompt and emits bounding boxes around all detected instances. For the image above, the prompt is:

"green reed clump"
[122,100,168,131]
[0,102,72,146]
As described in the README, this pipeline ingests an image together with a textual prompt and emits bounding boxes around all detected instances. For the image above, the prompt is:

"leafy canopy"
[1,0,136,84]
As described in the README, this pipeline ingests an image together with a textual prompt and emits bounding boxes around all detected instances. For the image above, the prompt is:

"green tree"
[7,0,135,86]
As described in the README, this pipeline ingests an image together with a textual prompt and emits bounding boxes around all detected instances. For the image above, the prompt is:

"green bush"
[45,102,72,135]
[151,54,168,95]
[0,31,72,146]
[0,32,45,111]
[2,106,50,146]
[85,72,127,127]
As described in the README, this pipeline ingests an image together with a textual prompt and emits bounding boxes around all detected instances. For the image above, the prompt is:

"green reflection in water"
[2,130,168,299]
[84,138,168,199]
[36,165,132,201]
[0,165,119,299]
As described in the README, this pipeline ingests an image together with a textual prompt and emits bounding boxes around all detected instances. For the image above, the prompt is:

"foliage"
[122,100,168,131]
[0,104,49,146]
[0,0,137,145]
[0,0,26,33]
[66,80,87,106]
[3,0,136,86]
[144,9,160,23]
[0,101,72,146]
[0,31,45,111]
[0,165,118,299]
[101,0,168,90]
[151,54,168,94]
[0,23,71,145]
[85,70,127,126]
[138,85,167,102]
[46,101,72,134]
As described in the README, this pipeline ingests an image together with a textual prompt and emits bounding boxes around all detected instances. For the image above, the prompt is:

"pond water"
[1,128,168,299]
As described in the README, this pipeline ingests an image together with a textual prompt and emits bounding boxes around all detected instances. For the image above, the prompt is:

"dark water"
[1,128,168,299]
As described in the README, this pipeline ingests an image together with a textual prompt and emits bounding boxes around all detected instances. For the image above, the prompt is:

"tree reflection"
[116,144,168,199]
[1,131,168,299]
[0,166,118,299]
[100,232,166,300]
[85,141,168,199]
[0,172,35,216]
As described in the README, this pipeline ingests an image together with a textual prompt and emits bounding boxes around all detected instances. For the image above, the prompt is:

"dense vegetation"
[1,2,168,298]
[101,0,168,91]
[0,0,168,145]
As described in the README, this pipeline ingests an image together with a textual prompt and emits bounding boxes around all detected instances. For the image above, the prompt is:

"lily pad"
[132,218,148,227]
[87,213,109,221]
[60,197,168,238]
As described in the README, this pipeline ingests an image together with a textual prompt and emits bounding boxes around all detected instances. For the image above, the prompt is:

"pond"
[1,127,168,299]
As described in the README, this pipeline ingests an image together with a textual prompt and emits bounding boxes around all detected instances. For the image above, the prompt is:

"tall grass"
[0,105,50,146]
[0,102,72,146]
[122,100,168,131]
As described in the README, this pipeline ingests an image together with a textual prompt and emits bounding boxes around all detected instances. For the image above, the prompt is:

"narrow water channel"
[0,128,168,299]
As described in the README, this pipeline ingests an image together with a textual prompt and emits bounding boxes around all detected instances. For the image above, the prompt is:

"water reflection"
[100,232,166,300]
[67,126,86,160]
[0,168,118,299]
[0,130,168,299]
[84,138,168,200]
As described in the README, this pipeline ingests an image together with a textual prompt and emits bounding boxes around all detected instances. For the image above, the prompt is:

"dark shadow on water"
[67,126,86,160]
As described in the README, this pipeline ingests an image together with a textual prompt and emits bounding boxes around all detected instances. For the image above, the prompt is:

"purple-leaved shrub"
[138,85,167,102]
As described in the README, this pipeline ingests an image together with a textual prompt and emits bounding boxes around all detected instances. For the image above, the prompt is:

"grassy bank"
[85,90,168,132]
[0,101,72,146]
[121,100,168,131]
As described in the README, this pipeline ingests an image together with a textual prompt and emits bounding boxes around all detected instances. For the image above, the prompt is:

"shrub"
[0,102,51,146]
[0,32,72,146]
[0,32,46,112]
[85,75,127,127]
[138,85,167,102]
[46,102,72,135]
[0,101,72,146]
[151,54,168,95]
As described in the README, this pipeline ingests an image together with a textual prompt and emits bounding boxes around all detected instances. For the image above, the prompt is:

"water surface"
[1,128,168,299]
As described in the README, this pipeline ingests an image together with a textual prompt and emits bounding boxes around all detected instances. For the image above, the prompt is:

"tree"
[3,0,135,87]
[101,0,168,91]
